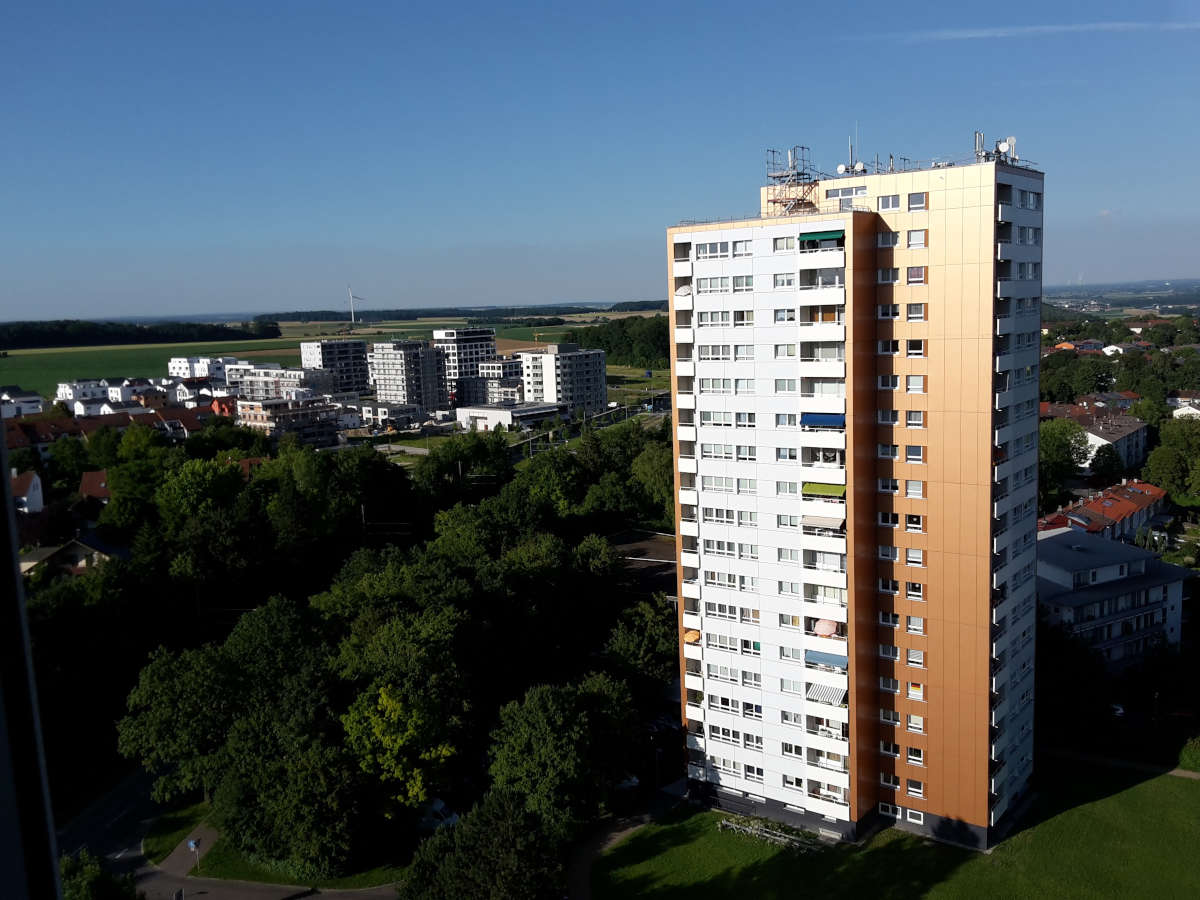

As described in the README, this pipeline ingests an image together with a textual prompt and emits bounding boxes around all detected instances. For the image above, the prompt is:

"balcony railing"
[808,790,848,807]
[807,726,850,740]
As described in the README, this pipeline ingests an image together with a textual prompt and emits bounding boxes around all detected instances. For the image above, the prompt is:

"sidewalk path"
[156,823,218,876]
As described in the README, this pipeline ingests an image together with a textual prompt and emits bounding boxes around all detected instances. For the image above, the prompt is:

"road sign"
[187,839,198,852]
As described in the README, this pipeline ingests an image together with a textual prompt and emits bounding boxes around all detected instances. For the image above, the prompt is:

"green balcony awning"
[803,482,847,497]
[799,229,845,242]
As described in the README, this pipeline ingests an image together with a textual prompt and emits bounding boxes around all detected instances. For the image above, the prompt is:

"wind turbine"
[347,284,365,325]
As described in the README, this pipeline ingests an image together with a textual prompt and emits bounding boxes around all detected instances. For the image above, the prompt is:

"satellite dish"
[998,141,1010,154]
[836,164,847,174]
[855,161,866,173]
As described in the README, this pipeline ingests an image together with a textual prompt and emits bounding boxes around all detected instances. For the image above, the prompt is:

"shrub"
[1179,736,1200,772]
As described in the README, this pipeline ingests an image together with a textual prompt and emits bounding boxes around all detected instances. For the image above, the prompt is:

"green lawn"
[496,324,574,342]
[593,764,1200,899]
[0,339,305,397]
[191,836,405,889]
[142,801,210,864]
[606,366,670,406]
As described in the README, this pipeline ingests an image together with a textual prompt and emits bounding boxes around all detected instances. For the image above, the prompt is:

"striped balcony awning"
[806,682,848,706]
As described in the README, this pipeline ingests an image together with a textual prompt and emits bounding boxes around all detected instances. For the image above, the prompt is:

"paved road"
[57,774,397,899]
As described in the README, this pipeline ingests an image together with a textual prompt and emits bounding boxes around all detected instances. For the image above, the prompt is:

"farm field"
[593,762,1200,900]
[606,365,670,406]
[0,339,305,397]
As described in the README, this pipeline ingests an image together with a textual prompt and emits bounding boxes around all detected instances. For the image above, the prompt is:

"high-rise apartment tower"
[300,339,370,394]
[669,138,1042,846]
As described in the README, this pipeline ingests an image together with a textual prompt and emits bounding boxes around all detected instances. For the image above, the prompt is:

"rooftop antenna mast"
[764,145,819,215]
[347,284,365,326]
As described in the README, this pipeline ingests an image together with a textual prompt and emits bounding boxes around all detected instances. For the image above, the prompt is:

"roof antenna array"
[764,146,820,214]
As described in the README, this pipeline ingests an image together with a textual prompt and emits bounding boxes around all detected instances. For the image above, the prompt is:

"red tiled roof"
[4,420,31,450]
[10,470,36,497]
[1039,481,1167,532]
[77,413,139,435]
[78,469,110,500]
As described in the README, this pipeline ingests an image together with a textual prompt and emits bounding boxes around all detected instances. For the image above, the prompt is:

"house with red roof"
[10,470,43,514]
[1038,480,1168,540]
[78,470,111,503]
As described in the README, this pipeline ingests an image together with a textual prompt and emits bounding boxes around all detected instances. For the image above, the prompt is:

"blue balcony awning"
[801,412,845,428]
[805,649,848,670]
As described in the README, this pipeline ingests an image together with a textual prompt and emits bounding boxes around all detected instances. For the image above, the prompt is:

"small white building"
[55,380,106,402]
[0,387,46,419]
[167,356,239,382]
[520,343,607,415]
[455,402,568,432]
[10,469,43,514]
[1173,405,1200,419]
[358,402,422,429]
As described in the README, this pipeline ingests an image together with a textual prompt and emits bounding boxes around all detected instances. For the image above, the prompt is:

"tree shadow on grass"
[592,805,973,900]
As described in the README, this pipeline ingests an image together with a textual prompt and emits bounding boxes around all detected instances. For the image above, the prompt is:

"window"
[907,192,927,211]
[698,344,731,360]
[733,309,754,326]
[880,676,900,694]
[877,231,900,248]
[879,578,900,595]
[907,809,925,825]
[696,276,731,293]
[907,682,924,701]
[737,575,759,594]
[701,443,733,459]
[775,413,797,427]
[709,723,740,744]
[734,378,755,394]
[907,714,924,733]
[699,410,733,427]
[878,443,899,459]
[906,303,926,321]
[696,241,730,259]
[905,514,924,533]
[879,643,900,660]
[880,708,900,725]
[742,669,761,686]
[742,700,763,717]
[778,580,800,596]
[878,340,900,355]
[906,375,925,393]
[905,480,923,499]
[780,679,803,695]
[907,779,924,798]
[697,310,730,326]
[774,307,796,321]
[879,194,900,211]
[737,478,756,494]
[776,514,799,528]
[774,272,796,289]
[732,239,752,258]
[906,340,925,358]
[881,772,900,788]
[699,377,732,394]
[880,802,900,816]
[881,740,900,756]
[877,304,900,319]
[774,343,796,358]
[907,616,925,634]
[702,507,734,524]
[736,444,756,461]
[701,475,734,493]
[905,445,924,463]
[880,611,900,627]
[735,412,756,427]
[741,607,760,625]
[773,236,796,252]
[878,478,899,494]
[878,374,899,390]
[733,275,754,293]
[907,229,927,249]
[878,409,900,425]
[738,543,758,559]
[907,582,924,601]
[776,481,798,496]
[776,447,798,461]
[781,710,804,727]
[734,344,755,360]
[744,764,764,782]
[905,548,924,567]
[907,648,925,668]
[774,379,797,393]
[703,539,734,556]
[878,545,899,561]
[877,268,900,284]
[906,410,925,428]
[878,511,899,528]
[737,510,757,526]
[706,663,737,682]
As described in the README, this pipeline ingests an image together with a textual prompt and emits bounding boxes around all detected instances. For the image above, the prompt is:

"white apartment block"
[367,341,446,411]
[167,356,238,382]
[300,339,370,394]
[55,380,107,402]
[671,139,1042,846]
[520,343,607,415]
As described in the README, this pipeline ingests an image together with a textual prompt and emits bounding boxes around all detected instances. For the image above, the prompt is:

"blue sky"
[3,0,1199,318]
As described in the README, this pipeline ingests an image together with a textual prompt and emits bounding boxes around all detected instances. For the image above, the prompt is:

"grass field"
[607,366,670,406]
[0,339,305,397]
[190,837,405,889]
[496,324,574,342]
[142,801,211,864]
[593,763,1200,899]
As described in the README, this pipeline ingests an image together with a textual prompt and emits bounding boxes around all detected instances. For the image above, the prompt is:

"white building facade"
[520,344,607,415]
[300,339,370,394]
[432,328,497,404]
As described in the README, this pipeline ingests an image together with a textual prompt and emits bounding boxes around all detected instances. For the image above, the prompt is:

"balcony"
[797,359,846,379]
[795,321,846,343]
[796,247,845,270]
[677,393,695,410]
[679,455,697,473]
[676,360,694,377]
[681,579,701,600]
[673,259,693,278]
[680,550,699,569]
[678,424,695,442]
[797,394,846,415]
[675,327,694,344]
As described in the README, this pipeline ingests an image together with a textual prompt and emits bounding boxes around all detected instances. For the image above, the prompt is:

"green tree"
[46,437,88,494]
[1142,446,1189,497]
[85,427,123,468]
[398,790,563,900]
[1130,398,1172,429]
[60,848,141,900]
[1039,419,1089,511]
[342,683,455,810]
[605,593,678,686]
[1089,443,1125,484]
[631,441,674,522]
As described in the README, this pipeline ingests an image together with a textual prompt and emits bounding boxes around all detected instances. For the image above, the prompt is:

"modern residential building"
[480,357,525,404]
[300,339,370,394]
[520,343,607,415]
[356,402,422,429]
[0,387,46,419]
[235,398,339,447]
[235,366,335,402]
[167,356,239,382]
[1038,404,1148,471]
[367,341,446,411]
[669,138,1042,846]
[432,328,497,404]
[54,380,107,402]
[1037,530,1186,667]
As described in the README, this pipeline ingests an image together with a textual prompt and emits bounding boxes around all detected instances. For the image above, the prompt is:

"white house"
[73,398,108,417]
[56,380,106,402]
[10,470,44,514]
[455,402,568,432]
[1173,405,1200,420]
[0,387,46,419]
